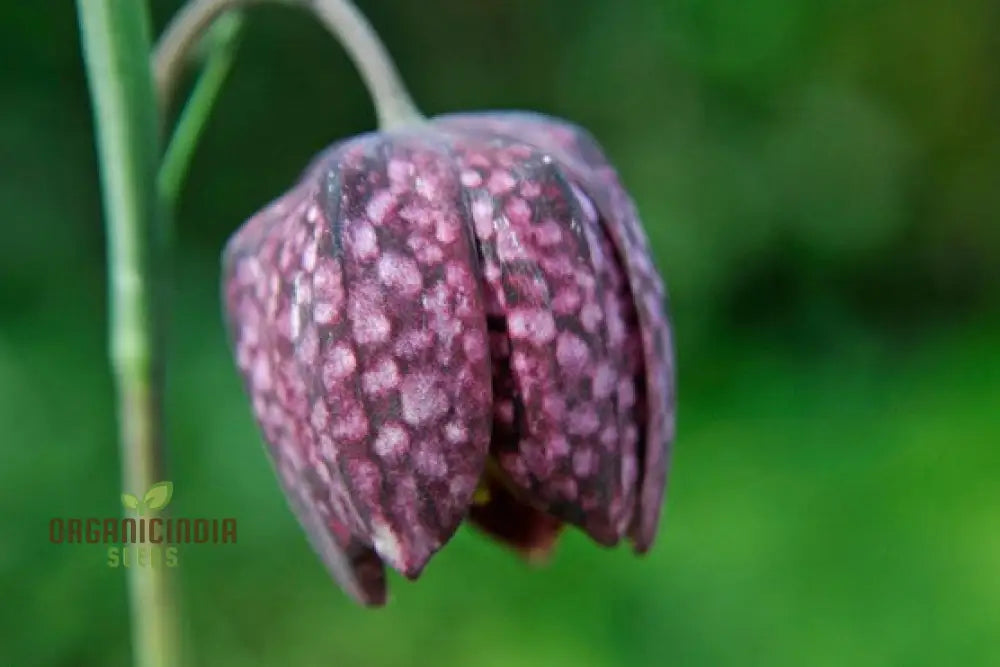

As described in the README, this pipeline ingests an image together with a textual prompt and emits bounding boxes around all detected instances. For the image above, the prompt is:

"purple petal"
[440,126,637,544]
[436,112,676,552]
[288,463,388,606]
[223,134,495,583]
[223,185,386,605]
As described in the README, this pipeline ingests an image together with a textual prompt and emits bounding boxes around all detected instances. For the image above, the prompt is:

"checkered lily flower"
[223,112,675,606]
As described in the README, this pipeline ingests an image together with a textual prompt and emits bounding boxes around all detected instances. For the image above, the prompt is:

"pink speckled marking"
[366,190,396,225]
[349,222,379,261]
[507,308,556,346]
[373,422,409,458]
[400,373,449,426]
[377,252,422,297]
[555,331,590,376]
[361,355,399,396]
[322,343,356,387]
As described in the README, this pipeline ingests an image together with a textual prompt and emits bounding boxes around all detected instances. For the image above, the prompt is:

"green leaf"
[143,481,174,511]
[121,493,139,510]
[158,11,245,209]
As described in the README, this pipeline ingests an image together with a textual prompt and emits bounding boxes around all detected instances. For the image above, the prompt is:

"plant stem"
[76,2,180,666]
[159,11,245,209]
[154,0,423,129]
[304,0,424,129]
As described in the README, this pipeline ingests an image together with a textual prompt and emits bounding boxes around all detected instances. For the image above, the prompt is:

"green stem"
[76,2,180,666]
[159,11,245,209]
[304,0,424,129]
[154,0,424,129]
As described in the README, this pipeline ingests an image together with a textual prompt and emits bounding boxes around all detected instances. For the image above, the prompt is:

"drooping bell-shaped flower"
[222,112,675,606]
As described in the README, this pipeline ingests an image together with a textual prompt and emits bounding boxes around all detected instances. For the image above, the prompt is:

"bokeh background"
[2,1,998,665]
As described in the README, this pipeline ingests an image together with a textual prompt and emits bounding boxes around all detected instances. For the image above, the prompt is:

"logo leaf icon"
[143,481,174,511]
[121,493,139,510]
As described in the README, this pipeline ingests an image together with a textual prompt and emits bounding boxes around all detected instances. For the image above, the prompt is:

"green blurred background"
[2,0,998,665]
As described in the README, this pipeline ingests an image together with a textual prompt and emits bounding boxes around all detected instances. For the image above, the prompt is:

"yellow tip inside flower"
[472,483,491,506]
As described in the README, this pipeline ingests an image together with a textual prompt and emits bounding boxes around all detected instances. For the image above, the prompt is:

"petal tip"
[370,518,437,580]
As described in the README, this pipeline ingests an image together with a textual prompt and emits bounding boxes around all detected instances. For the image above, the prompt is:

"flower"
[222,112,675,606]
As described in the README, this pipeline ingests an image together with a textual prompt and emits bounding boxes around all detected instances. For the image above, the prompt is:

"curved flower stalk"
[222,112,676,606]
